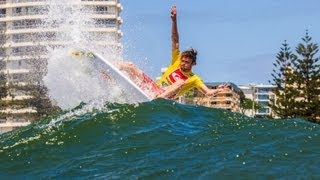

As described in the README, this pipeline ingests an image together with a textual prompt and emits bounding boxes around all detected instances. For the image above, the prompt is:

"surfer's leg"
[117,62,144,79]
[117,62,164,98]
[117,62,153,90]
[141,73,165,95]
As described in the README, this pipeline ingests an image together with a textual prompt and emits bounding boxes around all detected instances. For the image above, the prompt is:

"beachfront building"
[239,84,276,118]
[190,82,241,112]
[0,0,123,133]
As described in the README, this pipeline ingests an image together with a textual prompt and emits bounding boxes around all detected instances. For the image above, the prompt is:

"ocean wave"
[0,100,319,178]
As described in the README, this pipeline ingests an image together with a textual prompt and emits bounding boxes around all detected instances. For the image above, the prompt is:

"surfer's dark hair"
[181,48,197,65]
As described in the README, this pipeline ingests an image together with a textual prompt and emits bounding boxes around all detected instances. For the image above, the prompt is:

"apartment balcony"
[0,14,45,22]
[0,0,117,6]
[211,97,233,102]
[210,104,233,109]
[4,81,29,86]
[0,1,46,8]
[0,107,36,114]
[4,39,120,48]
[6,54,48,61]
[2,95,33,101]
[5,68,29,74]
[85,26,118,32]
[0,121,31,128]
[81,0,118,6]
[5,27,119,35]
[256,111,271,116]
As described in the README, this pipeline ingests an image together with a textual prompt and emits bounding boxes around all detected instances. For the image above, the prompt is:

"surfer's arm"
[198,86,220,97]
[156,79,184,99]
[171,5,179,51]
[198,84,229,97]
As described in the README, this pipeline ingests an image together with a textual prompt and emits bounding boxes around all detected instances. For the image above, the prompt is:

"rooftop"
[205,82,241,92]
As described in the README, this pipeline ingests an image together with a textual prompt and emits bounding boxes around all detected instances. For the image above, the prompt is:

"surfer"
[119,5,228,99]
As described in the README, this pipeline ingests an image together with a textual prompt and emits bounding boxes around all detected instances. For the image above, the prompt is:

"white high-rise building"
[239,84,276,118]
[0,0,123,133]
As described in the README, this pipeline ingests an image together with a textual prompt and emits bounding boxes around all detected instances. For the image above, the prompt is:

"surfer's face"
[180,57,194,72]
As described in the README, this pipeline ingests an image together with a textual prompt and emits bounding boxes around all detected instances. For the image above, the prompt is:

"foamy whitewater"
[42,0,125,110]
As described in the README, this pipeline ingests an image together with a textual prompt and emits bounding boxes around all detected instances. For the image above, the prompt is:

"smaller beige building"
[191,82,241,112]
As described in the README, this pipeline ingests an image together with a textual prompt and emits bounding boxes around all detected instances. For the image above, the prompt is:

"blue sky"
[120,0,320,85]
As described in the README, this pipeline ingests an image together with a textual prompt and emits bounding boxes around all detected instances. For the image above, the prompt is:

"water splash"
[42,0,125,109]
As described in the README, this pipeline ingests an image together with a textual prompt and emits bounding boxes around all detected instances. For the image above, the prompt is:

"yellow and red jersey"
[157,49,204,98]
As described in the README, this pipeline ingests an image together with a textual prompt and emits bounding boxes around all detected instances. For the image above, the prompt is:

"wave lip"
[0,100,319,178]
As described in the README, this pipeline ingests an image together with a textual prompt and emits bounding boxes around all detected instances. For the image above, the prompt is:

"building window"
[95,19,116,24]
[0,9,5,17]
[96,6,108,14]
[257,88,271,93]
[258,108,270,114]
[258,101,269,107]
[95,19,116,27]
[257,95,269,100]
[15,7,22,14]
[12,19,43,29]
[0,22,5,30]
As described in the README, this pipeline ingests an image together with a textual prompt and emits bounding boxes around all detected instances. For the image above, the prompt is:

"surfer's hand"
[154,93,165,99]
[217,83,229,89]
[171,5,177,20]
[207,89,223,97]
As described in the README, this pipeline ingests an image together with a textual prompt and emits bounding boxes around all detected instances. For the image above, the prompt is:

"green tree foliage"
[183,89,196,104]
[291,31,320,122]
[0,28,8,111]
[28,83,61,118]
[239,90,262,115]
[270,41,300,118]
[271,31,320,123]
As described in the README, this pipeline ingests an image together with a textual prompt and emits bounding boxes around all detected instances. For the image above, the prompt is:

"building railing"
[0,108,36,114]
[82,0,117,2]
[85,10,116,15]
[210,104,233,109]
[0,9,115,17]
[7,22,118,30]
[11,24,43,29]
[10,0,45,3]
[0,0,118,6]
[0,121,31,128]
[12,11,48,17]
[211,97,233,101]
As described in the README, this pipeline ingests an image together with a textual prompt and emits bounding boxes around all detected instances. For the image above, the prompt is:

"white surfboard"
[69,49,153,102]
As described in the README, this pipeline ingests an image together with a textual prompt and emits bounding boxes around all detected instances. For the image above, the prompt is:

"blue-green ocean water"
[0,100,319,179]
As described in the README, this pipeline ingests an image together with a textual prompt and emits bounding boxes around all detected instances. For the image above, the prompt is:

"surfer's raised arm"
[114,5,227,101]
[171,5,179,51]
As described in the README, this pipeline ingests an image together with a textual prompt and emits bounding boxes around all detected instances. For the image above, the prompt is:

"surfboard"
[69,49,156,102]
